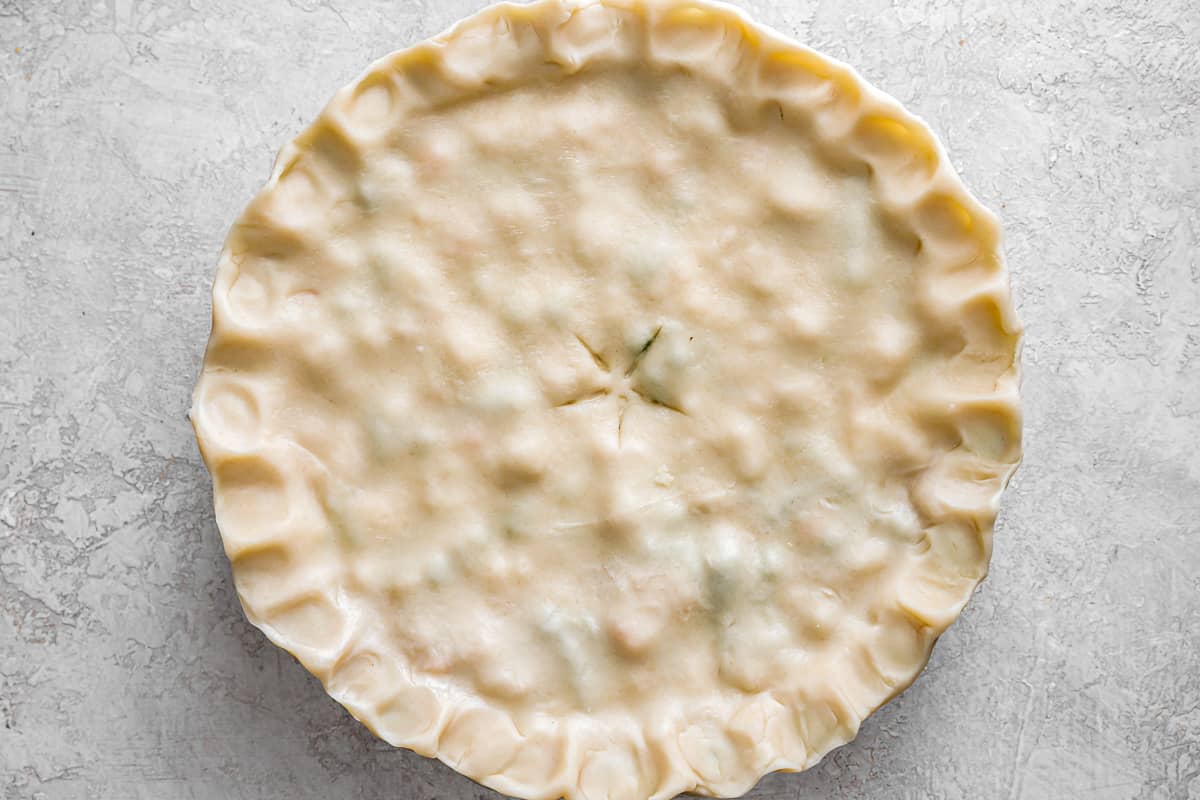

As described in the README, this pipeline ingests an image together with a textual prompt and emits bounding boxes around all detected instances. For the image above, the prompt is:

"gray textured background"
[1,0,1198,798]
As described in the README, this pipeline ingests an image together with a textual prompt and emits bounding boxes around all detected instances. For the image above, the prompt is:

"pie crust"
[191,1,1022,798]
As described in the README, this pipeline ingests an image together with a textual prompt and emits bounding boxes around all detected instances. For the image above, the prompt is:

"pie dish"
[191,1,1022,798]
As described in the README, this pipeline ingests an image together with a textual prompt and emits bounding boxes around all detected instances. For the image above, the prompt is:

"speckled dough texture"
[2,0,1198,799]
[190,2,1020,798]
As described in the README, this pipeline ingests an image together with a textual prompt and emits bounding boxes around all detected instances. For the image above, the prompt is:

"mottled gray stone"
[0,0,1197,798]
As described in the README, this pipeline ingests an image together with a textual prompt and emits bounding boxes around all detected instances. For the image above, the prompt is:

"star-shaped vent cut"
[556,327,686,445]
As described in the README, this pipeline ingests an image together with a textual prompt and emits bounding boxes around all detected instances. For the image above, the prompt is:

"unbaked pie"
[192,1,1022,798]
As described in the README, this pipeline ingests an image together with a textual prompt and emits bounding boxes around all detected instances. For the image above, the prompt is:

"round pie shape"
[191,2,1022,798]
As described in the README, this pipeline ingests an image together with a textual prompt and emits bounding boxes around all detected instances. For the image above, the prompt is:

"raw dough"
[192,2,1022,798]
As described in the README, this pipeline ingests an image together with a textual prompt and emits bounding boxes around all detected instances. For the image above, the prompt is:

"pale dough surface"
[191,2,1022,798]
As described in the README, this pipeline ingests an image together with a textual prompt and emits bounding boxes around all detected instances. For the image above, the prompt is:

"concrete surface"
[1,0,1198,797]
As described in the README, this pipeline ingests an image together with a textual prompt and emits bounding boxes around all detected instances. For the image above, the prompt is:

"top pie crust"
[191,1,1022,798]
